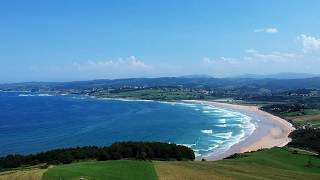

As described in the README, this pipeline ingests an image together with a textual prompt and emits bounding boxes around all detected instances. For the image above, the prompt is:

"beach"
[186,100,295,161]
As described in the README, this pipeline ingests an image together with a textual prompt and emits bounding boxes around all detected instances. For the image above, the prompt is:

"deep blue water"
[0,92,255,158]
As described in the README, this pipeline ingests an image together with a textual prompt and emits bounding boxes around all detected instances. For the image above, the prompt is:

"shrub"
[0,141,195,170]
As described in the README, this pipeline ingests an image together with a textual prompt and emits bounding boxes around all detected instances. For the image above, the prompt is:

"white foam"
[208,145,219,150]
[202,106,217,110]
[218,119,226,123]
[221,112,236,118]
[73,97,87,100]
[209,139,224,144]
[214,132,232,139]
[227,124,243,128]
[158,101,176,105]
[18,94,35,97]
[177,102,257,159]
[194,152,201,157]
[178,143,196,148]
[201,129,213,134]
[178,103,197,107]
[215,124,227,127]
[38,94,53,97]
[101,97,154,102]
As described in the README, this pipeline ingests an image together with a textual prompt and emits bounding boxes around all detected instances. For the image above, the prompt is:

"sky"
[1,0,320,82]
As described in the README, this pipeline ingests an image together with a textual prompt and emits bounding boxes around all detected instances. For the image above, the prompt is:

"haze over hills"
[180,73,320,79]
[179,74,213,78]
[234,73,320,79]
[1,75,320,92]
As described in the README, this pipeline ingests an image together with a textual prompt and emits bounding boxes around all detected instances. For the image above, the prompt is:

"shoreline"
[4,91,295,160]
[75,96,296,160]
[186,100,295,161]
[60,95,295,160]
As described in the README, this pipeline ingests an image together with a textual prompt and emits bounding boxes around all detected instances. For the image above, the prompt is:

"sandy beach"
[185,100,295,161]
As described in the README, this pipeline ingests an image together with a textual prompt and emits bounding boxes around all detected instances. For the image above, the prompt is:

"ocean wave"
[158,101,177,105]
[101,97,155,102]
[208,145,219,151]
[202,106,217,110]
[38,94,53,97]
[180,103,197,107]
[215,124,227,127]
[230,118,243,122]
[227,124,243,128]
[209,139,224,144]
[218,118,226,123]
[214,132,233,139]
[18,94,35,97]
[178,143,196,148]
[201,129,213,134]
[193,148,212,152]
[221,113,237,118]
[18,93,54,97]
[180,102,257,158]
[72,97,87,100]
[183,102,258,158]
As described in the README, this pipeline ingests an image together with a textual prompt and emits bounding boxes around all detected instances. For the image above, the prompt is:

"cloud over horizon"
[201,48,320,77]
[297,34,320,52]
[254,27,278,33]
[72,56,153,72]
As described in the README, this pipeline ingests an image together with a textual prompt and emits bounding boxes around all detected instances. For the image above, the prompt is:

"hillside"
[1,77,320,91]
[1,148,319,180]
[156,148,320,180]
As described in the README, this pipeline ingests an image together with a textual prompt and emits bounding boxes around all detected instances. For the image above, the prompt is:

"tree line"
[0,141,195,169]
[288,128,320,154]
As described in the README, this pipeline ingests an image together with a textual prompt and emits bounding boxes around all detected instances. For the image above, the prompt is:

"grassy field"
[94,88,207,101]
[1,148,319,180]
[41,160,157,180]
[155,148,320,180]
[288,113,320,127]
[0,168,46,180]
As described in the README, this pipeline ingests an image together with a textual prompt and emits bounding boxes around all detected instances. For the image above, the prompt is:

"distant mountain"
[235,73,320,79]
[180,74,213,78]
[1,76,320,91]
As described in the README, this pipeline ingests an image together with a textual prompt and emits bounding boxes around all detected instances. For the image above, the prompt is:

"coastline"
[4,91,295,160]
[90,97,296,160]
[185,100,295,161]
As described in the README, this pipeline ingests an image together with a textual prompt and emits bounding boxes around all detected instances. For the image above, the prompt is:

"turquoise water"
[0,92,255,158]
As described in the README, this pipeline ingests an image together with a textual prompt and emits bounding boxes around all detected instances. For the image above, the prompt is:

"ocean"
[0,92,255,158]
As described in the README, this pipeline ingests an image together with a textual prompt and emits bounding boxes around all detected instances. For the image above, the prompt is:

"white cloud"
[202,57,212,64]
[201,49,306,76]
[297,34,320,52]
[243,50,300,63]
[245,49,259,54]
[254,28,278,33]
[204,50,299,64]
[72,56,152,72]
[22,56,188,81]
[203,56,238,64]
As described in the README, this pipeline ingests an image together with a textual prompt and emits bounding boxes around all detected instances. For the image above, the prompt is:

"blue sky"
[1,0,320,82]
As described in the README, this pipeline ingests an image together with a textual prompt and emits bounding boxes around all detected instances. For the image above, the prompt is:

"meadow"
[42,160,157,180]
[1,147,319,180]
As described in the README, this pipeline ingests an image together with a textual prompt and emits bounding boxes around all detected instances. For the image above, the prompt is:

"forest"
[0,142,195,169]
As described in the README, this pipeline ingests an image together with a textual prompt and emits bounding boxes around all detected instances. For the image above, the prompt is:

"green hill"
[155,147,320,180]
[1,147,319,180]
[42,160,157,180]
